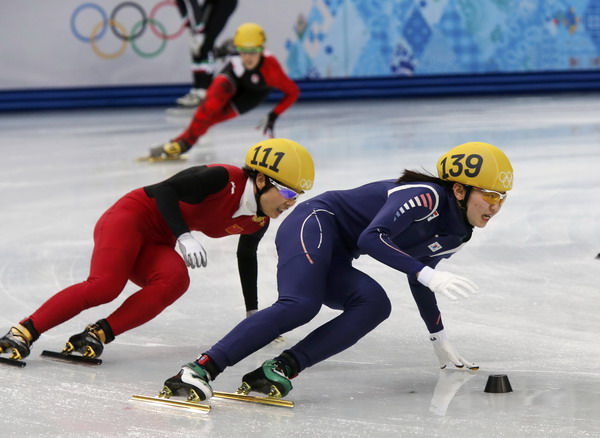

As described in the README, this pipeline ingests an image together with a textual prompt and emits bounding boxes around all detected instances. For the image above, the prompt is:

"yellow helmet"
[245,138,314,193]
[436,142,513,192]
[233,23,266,49]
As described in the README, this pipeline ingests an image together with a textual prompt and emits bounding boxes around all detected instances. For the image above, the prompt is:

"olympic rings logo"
[498,171,513,189]
[298,179,314,191]
[70,1,187,59]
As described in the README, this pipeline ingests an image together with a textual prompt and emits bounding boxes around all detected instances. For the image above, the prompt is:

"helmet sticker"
[439,153,483,179]
[249,145,285,173]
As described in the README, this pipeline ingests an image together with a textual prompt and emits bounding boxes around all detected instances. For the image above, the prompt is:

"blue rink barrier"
[1,70,600,111]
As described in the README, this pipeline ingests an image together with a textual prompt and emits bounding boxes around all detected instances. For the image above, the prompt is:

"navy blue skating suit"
[205,179,473,373]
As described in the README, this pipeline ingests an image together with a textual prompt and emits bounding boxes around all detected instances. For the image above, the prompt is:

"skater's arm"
[237,224,269,312]
[357,186,440,275]
[407,266,444,333]
[144,165,230,237]
[262,56,299,116]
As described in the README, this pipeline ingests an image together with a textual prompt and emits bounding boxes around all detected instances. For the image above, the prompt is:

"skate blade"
[213,390,294,408]
[136,155,188,163]
[131,394,211,412]
[0,356,27,368]
[40,350,102,366]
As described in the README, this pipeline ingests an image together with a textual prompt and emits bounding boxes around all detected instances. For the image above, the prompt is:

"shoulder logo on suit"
[393,193,434,221]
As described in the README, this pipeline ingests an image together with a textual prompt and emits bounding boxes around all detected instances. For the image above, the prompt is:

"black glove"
[256,111,278,138]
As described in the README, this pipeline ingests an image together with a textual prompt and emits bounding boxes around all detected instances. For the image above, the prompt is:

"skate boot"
[0,323,37,360]
[176,88,206,107]
[64,319,114,358]
[161,362,214,402]
[148,140,191,159]
[238,359,294,398]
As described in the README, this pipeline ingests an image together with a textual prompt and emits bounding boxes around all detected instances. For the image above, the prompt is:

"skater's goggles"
[269,178,300,201]
[236,46,263,54]
[473,187,507,206]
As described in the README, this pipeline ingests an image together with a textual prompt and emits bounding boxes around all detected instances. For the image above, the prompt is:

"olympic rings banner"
[0,0,300,90]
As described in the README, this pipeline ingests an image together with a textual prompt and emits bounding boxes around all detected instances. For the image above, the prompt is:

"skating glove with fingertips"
[177,232,208,269]
[429,330,477,370]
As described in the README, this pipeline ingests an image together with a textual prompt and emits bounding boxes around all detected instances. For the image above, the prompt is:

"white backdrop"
[0,0,307,89]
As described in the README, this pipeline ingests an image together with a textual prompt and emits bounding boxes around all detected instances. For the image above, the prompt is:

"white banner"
[0,0,306,89]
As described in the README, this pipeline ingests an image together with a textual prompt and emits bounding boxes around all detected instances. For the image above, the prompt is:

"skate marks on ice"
[136,155,189,163]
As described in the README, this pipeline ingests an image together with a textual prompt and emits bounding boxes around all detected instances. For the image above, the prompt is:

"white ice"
[0,95,599,437]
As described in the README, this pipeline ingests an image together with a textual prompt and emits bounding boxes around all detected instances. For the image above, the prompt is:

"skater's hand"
[177,232,207,268]
[417,266,478,301]
[429,330,477,370]
[256,111,278,138]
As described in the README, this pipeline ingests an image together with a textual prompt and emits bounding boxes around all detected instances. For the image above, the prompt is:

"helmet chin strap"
[254,180,272,217]
[457,185,474,227]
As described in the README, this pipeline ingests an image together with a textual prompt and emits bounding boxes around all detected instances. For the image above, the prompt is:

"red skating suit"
[25,165,269,337]
[175,52,300,146]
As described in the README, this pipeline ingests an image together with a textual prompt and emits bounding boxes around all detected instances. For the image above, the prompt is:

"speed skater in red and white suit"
[0,139,315,362]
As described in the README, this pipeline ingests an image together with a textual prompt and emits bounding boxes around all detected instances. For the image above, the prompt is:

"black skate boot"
[64,319,114,358]
[0,321,38,360]
[161,362,214,402]
[238,354,298,398]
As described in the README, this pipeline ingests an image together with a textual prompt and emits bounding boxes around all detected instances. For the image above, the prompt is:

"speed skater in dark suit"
[149,22,300,159]
[0,139,315,363]
[160,142,514,402]
[174,0,238,107]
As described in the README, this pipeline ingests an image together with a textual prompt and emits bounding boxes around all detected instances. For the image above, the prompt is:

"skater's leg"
[287,265,392,371]
[174,76,237,147]
[26,205,145,334]
[105,244,190,336]
[204,205,340,370]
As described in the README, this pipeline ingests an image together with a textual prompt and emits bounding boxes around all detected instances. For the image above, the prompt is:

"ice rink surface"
[0,94,599,437]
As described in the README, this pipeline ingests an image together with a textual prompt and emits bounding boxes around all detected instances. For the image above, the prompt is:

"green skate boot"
[238,359,294,398]
[161,362,214,402]
[0,323,36,360]
[64,319,114,358]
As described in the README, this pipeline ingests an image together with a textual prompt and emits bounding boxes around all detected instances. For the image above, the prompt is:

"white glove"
[417,266,478,300]
[177,232,207,269]
[429,330,477,370]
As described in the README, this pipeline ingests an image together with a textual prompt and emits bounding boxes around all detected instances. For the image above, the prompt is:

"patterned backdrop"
[284,0,600,79]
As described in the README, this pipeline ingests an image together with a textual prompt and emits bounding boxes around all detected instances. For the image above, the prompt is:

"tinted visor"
[269,178,300,200]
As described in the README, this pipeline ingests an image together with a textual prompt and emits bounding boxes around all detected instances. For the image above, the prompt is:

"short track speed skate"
[207,358,295,408]
[0,323,37,367]
[41,321,112,366]
[138,140,190,163]
[130,362,213,412]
